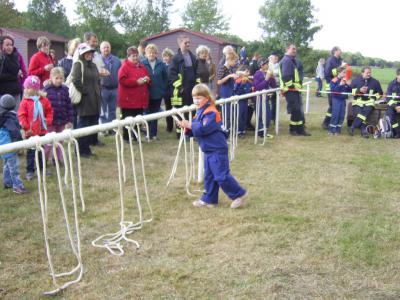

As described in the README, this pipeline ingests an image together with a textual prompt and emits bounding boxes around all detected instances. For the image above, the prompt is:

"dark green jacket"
[72,57,101,117]
[142,58,168,100]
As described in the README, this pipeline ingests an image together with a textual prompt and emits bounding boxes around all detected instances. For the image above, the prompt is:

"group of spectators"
[315,47,400,138]
[2,31,400,194]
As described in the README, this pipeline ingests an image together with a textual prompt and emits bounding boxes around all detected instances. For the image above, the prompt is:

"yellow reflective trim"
[393,123,399,129]
[332,68,338,76]
[352,88,357,95]
[285,80,293,86]
[290,120,303,126]
[388,100,400,106]
[326,112,332,117]
[357,114,366,121]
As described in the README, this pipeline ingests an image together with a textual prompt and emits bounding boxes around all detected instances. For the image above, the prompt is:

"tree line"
[1,0,398,74]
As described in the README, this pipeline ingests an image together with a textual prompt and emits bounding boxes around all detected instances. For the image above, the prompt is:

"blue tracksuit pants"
[329,97,346,133]
[238,99,248,134]
[201,152,246,204]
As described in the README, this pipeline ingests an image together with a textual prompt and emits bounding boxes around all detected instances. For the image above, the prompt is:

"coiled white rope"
[92,118,153,256]
[167,108,198,196]
[33,132,83,295]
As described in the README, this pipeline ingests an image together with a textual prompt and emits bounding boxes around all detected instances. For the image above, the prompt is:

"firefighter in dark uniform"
[348,67,383,138]
[279,44,310,136]
[168,35,199,138]
[385,68,400,137]
[322,46,342,129]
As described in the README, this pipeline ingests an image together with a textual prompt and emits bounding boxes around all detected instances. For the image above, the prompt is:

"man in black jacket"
[348,67,383,138]
[168,35,198,137]
[279,44,310,136]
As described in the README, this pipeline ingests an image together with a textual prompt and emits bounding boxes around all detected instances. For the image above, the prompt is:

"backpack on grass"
[373,116,393,139]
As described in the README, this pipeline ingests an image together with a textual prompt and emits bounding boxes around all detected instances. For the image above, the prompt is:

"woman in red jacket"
[28,36,54,88]
[118,46,150,141]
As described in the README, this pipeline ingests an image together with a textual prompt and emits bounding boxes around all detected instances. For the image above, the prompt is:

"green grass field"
[1,95,400,299]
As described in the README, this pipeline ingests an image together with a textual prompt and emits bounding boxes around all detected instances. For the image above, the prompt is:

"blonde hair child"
[178,84,247,209]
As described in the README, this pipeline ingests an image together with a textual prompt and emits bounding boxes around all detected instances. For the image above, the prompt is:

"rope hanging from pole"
[91,118,153,256]
[33,132,84,295]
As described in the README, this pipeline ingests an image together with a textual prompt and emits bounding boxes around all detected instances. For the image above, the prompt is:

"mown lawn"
[1,95,400,299]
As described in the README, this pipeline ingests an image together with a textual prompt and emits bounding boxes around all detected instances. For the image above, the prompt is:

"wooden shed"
[0,28,68,69]
[143,28,239,88]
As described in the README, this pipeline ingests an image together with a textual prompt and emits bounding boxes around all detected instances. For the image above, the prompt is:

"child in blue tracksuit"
[179,84,247,208]
[329,67,351,134]
[234,65,252,137]
[0,94,26,194]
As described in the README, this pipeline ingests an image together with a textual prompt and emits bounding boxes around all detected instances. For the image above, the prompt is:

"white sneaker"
[192,199,216,208]
[230,193,247,209]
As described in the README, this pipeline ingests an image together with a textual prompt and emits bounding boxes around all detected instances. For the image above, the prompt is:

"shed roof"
[0,28,68,43]
[144,28,240,46]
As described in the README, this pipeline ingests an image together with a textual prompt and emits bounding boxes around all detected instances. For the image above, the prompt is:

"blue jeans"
[147,99,162,138]
[329,97,346,133]
[201,152,246,204]
[3,154,24,188]
[100,88,117,124]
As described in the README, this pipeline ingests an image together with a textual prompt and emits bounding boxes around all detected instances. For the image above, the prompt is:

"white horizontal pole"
[0,88,280,155]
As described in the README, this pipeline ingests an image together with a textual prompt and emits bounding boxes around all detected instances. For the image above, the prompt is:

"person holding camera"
[118,46,150,142]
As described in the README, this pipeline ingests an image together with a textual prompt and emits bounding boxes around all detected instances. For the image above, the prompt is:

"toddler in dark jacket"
[0,94,26,194]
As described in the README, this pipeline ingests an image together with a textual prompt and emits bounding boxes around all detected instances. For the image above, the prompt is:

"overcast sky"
[15,0,397,61]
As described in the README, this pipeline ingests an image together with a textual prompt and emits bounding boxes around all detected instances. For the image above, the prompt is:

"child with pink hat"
[17,75,53,181]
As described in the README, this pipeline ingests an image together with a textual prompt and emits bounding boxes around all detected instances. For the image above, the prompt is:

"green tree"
[259,0,321,49]
[215,33,245,47]
[24,0,72,37]
[119,0,172,46]
[0,0,23,28]
[181,0,229,34]
[75,0,125,56]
